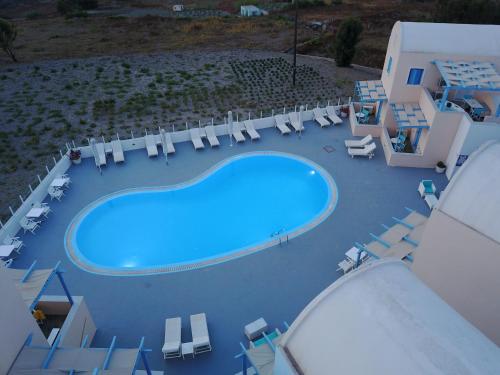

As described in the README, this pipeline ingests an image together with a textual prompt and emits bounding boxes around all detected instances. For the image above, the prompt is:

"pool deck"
[12,119,448,374]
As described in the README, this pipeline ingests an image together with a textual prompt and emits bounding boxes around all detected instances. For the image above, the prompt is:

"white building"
[273,260,500,375]
[350,22,500,178]
[412,140,500,345]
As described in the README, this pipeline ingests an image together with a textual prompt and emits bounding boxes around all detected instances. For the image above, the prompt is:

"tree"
[332,17,363,67]
[0,18,17,62]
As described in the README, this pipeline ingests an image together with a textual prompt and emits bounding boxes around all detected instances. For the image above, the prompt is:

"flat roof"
[280,259,500,375]
[398,22,500,56]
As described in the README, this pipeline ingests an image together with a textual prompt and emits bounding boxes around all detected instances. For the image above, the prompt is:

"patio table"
[345,246,367,263]
[26,207,45,219]
[50,178,66,188]
[0,245,16,258]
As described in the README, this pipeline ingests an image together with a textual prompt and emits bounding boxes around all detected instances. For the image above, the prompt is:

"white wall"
[0,268,48,375]
[38,295,96,348]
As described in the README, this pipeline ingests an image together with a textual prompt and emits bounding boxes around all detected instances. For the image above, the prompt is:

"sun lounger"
[326,106,342,125]
[344,134,373,148]
[275,114,291,135]
[162,317,181,359]
[95,142,106,166]
[160,131,175,154]
[189,128,205,150]
[111,139,125,163]
[288,112,304,132]
[20,217,40,234]
[190,313,211,355]
[313,108,330,127]
[145,134,158,157]
[348,143,376,159]
[243,120,260,141]
[204,125,220,147]
[232,123,246,143]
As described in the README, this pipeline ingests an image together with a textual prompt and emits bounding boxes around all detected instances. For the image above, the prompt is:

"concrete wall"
[348,103,384,137]
[412,209,500,345]
[0,268,48,375]
[38,295,96,348]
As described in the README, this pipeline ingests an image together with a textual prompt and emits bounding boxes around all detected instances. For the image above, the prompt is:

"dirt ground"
[0,0,435,67]
[0,50,378,221]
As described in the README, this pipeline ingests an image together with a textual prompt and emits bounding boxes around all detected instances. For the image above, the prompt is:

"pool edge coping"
[64,151,339,276]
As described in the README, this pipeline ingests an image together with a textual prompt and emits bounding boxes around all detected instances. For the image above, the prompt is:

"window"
[407,68,424,85]
[386,57,393,74]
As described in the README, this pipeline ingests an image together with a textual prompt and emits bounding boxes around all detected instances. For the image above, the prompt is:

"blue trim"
[42,334,61,369]
[21,260,38,283]
[81,335,89,348]
[102,336,116,370]
[355,242,380,260]
[262,332,275,352]
[386,56,392,74]
[407,68,424,85]
[496,104,500,117]
[369,233,391,248]
[439,87,450,111]
[238,342,259,375]
[56,265,74,306]
[392,217,414,229]
[403,236,419,247]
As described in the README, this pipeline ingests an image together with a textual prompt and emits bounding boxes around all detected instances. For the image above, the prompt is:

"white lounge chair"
[145,134,158,157]
[243,120,260,141]
[232,123,246,143]
[274,114,291,135]
[288,112,304,132]
[313,108,330,127]
[34,202,51,217]
[344,134,373,148]
[95,142,107,166]
[4,235,23,252]
[190,128,205,150]
[190,313,211,355]
[204,125,220,147]
[326,106,342,125]
[111,139,125,163]
[161,131,175,154]
[48,186,64,201]
[162,317,181,359]
[348,143,376,159]
[20,217,40,234]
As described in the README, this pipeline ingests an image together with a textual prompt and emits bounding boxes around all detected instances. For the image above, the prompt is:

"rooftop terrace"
[9,118,447,374]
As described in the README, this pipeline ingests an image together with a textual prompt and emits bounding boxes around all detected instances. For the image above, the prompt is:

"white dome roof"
[437,141,500,244]
[279,260,500,375]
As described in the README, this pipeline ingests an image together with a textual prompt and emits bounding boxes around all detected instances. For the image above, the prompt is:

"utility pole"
[292,0,298,87]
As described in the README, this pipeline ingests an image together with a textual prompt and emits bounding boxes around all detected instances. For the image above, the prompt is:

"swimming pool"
[65,152,337,275]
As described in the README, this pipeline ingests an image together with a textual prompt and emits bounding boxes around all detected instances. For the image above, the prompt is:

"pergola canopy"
[390,103,429,129]
[434,60,500,91]
[355,80,387,102]
[5,260,73,310]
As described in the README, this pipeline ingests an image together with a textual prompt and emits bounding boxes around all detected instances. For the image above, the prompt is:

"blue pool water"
[65,152,337,275]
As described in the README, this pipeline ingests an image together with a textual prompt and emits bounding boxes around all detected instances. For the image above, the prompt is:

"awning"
[434,60,500,91]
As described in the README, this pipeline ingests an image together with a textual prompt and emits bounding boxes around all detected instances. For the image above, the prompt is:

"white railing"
[0,102,346,241]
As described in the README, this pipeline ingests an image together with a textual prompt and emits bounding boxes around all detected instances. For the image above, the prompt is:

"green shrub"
[332,17,363,67]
